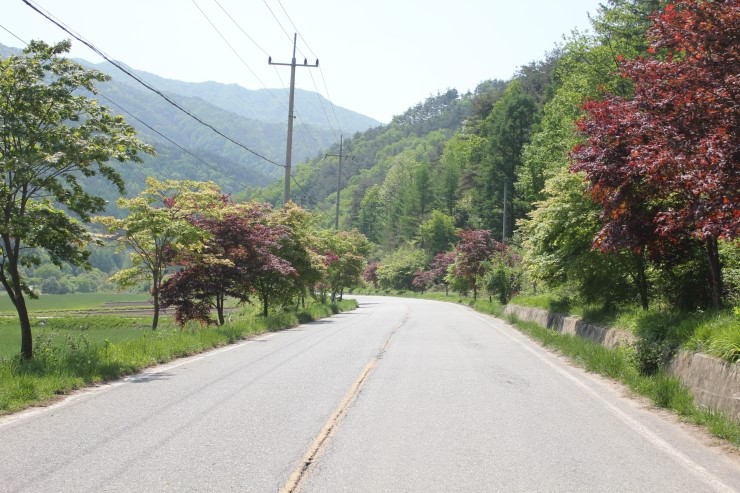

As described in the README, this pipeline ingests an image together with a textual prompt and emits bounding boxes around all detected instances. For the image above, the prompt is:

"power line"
[0,23,26,45]
[191,0,271,91]
[271,0,343,136]
[213,0,270,56]
[22,0,285,170]
[208,0,324,154]
[261,0,292,44]
[0,22,256,194]
[99,94,255,192]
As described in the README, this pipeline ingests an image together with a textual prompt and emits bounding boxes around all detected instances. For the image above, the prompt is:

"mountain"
[96,62,379,132]
[0,43,380,203]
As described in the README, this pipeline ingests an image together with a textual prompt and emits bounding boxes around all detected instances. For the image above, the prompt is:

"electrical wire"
[271,0,343,135]
[190,0,271,91]
[0,23,27,45]
[207,0,324,153]
[99,94,256,192]
[0,24,256,193]
[22,0,285,170]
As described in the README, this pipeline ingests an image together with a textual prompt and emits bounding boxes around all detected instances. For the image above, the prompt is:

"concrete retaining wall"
[670,351,740,421]
[504,304,740,421]
[503,304,635,349]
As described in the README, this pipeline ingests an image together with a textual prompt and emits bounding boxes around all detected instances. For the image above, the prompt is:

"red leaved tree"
[571,0,739,309]
[450,230,504,300]
[160,203,295,325]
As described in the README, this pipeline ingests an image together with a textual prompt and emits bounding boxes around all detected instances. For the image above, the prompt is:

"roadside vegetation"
[0,298,357,415]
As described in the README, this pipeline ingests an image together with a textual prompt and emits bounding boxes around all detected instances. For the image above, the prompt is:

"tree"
[96,178,223,329]
[0,41,152,358]
[571,0,739,309]
[376,245,428,291]
[521,168,641,307]
[448,229,501,300]
[159,202,293,325]
[320,229,370,301]
[418,210,457,255]
[473,81,539,238]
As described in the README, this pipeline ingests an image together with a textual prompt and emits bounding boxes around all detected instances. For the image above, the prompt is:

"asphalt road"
[0,296,738,492]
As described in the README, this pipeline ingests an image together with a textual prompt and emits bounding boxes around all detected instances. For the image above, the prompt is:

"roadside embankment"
[504,304,740,422]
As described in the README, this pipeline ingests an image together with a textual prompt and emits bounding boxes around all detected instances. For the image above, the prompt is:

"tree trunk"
[635,252,649,310]
[216,293,225,326]
[262,294,269,318]
[17,294,33,360]
[705,236,723,310]
[151,272,160,330]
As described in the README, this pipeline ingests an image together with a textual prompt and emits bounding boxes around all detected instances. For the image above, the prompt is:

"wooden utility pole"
[269,33,318,205]
[502,179,508,243]
[325,135,353,229]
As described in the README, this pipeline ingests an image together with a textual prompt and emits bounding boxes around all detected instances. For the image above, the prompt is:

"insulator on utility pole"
[268,33,319,206]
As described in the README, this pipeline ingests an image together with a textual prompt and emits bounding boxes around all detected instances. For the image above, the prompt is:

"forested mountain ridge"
[0,42,379,203]
[95,61,379,131]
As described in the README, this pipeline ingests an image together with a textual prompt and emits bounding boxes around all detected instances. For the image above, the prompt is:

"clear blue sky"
[1,0,604,123]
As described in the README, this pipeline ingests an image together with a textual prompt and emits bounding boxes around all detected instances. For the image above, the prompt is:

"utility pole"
[325,135,353,230]
[269,33,318,205]
[502,179,508,243]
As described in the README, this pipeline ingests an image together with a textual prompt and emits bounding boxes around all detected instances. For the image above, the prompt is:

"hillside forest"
[252,0,738,314]
[0,0,737,360]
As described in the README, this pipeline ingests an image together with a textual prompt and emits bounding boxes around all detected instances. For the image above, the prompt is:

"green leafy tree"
[376,245,428,291]
[320,229,370,301]
[474,81,539,238]
[520,169,637,306]
[418,210,457,255]
[95,178,223,329]
[0,41,152,358]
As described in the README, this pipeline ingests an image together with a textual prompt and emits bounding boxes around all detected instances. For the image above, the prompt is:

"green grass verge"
[510,293,740,364]
[0,299,357,415]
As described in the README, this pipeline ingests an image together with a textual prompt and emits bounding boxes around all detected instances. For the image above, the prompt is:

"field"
[0,293,156,359]
[0,292,358,414]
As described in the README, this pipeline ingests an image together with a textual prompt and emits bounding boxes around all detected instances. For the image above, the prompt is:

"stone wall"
[503,304,739,421]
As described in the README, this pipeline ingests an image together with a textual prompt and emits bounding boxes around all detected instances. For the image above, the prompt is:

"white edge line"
[465,307,734,493]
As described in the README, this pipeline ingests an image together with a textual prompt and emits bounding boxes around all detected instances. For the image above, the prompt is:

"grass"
[0,292,150,314]
[510,293,740,364]
[0,299,358,415]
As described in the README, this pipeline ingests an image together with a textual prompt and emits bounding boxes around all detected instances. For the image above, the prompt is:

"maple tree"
[96,178,224,329]
[159,202,294,325]
[571,0,739,309]
[320,229,370,302]
[448,229,504,300]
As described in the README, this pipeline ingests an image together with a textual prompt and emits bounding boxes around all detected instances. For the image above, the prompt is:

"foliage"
[571,0,740,309]
[520,169,638,307]
[160,202,295,324]
[418,210,458,255]
[376,245,428,291]
[320,229,370,302]
[0,41,152,358]
[95,178,224,329]
[447,229,503,300]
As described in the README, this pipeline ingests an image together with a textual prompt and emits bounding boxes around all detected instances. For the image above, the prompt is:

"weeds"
[0,299,358,414]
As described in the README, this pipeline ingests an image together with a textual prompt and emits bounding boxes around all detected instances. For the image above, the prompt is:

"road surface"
[1,296,738,492]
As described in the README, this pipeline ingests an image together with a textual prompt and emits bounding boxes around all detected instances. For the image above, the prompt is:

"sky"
[1,0,604,124]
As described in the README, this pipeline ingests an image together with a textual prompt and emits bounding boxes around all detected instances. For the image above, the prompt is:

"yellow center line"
[279,305,409,493]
